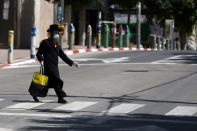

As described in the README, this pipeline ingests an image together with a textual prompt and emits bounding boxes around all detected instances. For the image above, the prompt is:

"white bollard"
[8,30,14,64]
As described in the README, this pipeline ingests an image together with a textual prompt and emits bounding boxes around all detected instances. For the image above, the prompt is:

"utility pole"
[136,1,141,49]
[14,0,21,48]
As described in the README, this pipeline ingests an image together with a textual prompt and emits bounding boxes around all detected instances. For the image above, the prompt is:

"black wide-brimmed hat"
[47,24,62,33]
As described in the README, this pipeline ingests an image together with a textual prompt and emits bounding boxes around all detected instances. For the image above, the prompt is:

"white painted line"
[79,49,86,53]
[88,103,145,124]
[102,48,108,52]
[10,59,36,66]
[64,51,73,56]
[4,102,44,110]
[91,48,98,52]
[41,100,55,103]
[165,106,197,116]
[0,127,12,131]
[139,48,145,51]
[113,48,119,51]
[53,101,98,111]
[0,112,72,118]
[102,103,145,115]
[4,62,197,69]
[124,48,129,51]
[146,48,152,51]
[151,55,182,64]
[0,99,4,101]
[131,48,137,51]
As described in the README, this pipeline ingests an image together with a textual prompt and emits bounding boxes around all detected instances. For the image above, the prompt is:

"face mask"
[53,33,60,40]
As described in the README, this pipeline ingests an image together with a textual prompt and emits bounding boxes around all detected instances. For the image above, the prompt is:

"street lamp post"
[136,1,141,49]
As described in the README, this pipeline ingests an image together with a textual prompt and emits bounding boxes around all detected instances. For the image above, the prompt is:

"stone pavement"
[0,49,30,64]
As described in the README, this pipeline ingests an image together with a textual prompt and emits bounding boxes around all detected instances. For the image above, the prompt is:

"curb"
[0,47,158,69]
[64,47,157,55]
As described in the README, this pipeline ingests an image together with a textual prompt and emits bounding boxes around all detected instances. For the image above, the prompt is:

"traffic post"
[68,23,75,50]
[125,25,130,48]
[86,25,92,49]
[96,11,101,48]
[157,36,161,50]
[112,22,116,48]
[119,25,123,48]
[31,25,36,59]
[104,24,109,48]
[162,37,164,50]
[8,30,14,64]
[166,39,170,50]
[58,23,65,49]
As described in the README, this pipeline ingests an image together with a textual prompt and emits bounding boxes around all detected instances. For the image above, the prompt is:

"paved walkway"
[0,49,30,64]
[0,45,86,64]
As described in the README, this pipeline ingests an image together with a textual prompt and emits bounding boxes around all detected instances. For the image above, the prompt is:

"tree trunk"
[179,29,187,50]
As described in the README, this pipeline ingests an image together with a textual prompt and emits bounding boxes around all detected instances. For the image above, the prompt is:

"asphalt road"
[0,50,197,131]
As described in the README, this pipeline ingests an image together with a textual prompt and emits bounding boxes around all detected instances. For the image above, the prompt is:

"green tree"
[114,0,197,49]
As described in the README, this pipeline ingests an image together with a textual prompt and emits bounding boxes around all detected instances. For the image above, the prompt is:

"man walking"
[35,24,79,104]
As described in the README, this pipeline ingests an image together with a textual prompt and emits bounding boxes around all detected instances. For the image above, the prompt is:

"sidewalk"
[0,45,86,64]
[0,49,30,64]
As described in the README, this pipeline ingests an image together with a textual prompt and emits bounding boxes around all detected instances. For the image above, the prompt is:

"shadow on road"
[18,113,197,131]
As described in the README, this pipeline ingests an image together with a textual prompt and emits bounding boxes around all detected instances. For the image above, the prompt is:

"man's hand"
[73,62,79,68]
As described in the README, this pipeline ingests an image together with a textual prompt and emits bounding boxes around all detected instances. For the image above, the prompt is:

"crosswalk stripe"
[88,103,145,124]
[0,127,12,131]
[102,103,145,115]
[53,101,98,111]
[165,106,197,116]
[4,102,45,110]
[0,112,72,118]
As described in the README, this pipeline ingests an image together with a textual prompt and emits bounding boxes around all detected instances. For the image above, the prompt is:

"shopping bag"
[32,72,48,86]
[28,59,48,97]
[28,81,48,97]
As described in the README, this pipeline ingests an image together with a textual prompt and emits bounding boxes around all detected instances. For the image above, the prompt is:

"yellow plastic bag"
[32,72,48,86]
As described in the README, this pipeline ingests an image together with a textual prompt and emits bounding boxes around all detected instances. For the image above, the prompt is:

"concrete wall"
[0,0,54,49]
[38,0,54,47]
[20,0,54,48]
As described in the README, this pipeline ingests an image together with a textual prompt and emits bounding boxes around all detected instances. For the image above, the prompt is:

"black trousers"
[48,77,67,98]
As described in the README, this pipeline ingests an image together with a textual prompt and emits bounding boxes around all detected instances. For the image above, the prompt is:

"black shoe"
[32,96,39,102]
[58,98,67,104]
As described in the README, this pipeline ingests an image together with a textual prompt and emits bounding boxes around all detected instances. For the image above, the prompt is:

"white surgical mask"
[53,33,60,40]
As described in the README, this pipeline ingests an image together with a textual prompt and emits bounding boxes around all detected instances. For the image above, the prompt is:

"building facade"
[0,0,107,49]
[0,0,54,49]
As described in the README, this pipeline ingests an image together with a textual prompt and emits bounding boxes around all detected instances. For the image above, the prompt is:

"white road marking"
[102,103,145,115]
[0,99,4,101]
[53,101,98,111]
[165,106,197,116]
[103,57,130,63]
[4,62,197,69]
[41,100,55,103]
[10,59,36,66]
[0,112,72,118]
[0,127,12,131]
[152,55,197,64]
[4,102,44,110]
[88,103,145,124]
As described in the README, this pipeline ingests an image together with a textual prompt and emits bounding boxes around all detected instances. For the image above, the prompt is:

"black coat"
[36,39,73,98]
